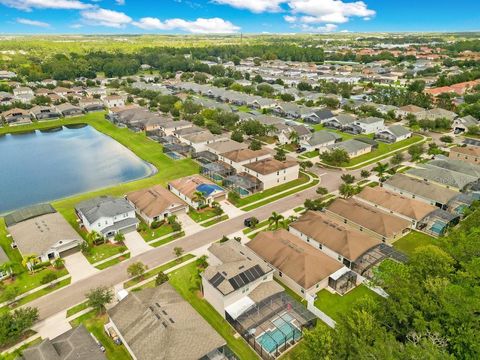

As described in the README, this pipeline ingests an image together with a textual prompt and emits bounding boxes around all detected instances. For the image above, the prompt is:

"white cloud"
[115,0,125,5]
[0,0,92,11]
[16,17,50,27]
[133,17,240,34]
[81,8,132,28]
[212,0,284,13]
[300,23,338,33]
[283,15,297,23]
[287,0,375,23]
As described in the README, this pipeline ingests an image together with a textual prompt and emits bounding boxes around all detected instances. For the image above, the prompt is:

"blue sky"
[0,0,479,34]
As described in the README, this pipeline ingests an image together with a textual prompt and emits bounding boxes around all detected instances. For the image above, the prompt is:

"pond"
[0,125,155,214]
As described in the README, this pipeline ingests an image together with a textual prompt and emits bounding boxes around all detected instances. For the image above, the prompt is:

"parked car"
[296,147,307,153]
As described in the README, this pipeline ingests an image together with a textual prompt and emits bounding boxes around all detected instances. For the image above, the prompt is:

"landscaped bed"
[314,285,380,322]
[392,231,437,257]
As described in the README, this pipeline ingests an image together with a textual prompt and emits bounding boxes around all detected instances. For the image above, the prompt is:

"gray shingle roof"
[327,139,371,155]
[75,196,135,223]
[307,130,341,146]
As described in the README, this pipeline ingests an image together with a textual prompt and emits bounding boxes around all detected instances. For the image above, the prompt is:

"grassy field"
[168,262,258,360]
[149,232,184,248]
[95,253,130,270]
[137,219,175,242]
[392,231,437,256]
[66,301,89,318]
[70,311,132,360]
[201,215,228,227]
[314,285,380,322]
[84,243,128,264]
[188,207,219,223]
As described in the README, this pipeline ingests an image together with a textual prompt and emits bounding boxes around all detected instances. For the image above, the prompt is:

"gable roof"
[168,175,224,199]
[4,204,56,227]
[127,185,187,218]
[108,284,225,360]
[243,158,298,175]
[382,124,411,137]
[307,130,342,146]
[75,196,134,223]
[221,148,270,163]
[290,211,380,261]
[247,229,343,289]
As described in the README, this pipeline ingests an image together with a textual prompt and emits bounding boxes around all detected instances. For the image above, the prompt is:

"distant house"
[374,124,412,143]
[452,115,478,133]
[275,124,311,145]
[56,102,83,117]
[127,185,188,225]
[158,119,192,136]
[247,229,344,298]
[219,148,271,172]
[13,86,34,97]
[1,108,31,125]
[347,117,384,135]
[79,98,105,113]
[243,158,299,190]
[103,95,125,108]
[29,105,61,121]
[324,114,356,130]
[5,204,83,263]
[0,91,14,105]
[106,284,228,360]
[179,131,228,153]
[205,139,248,155]
[417,108,457,121]
[324,139,373,158]
[449,146,480,165]
[396,104,425,119]
[168,175,226,209]
[303,130,342,151]
[0,70,16,80]
[302,109,335,124]
[75,196,139,238]
[20,325,106,360]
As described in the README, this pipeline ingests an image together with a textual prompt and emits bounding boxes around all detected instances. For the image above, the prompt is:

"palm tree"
[22,255,38,273]
[268,212,284,230]
[288,130,300,145]
[339,183,356,199]
[87,230,103,246]
[192,191,206,207]
[372,162,389,177]
[265,124,277,136]
[0,261,15,280]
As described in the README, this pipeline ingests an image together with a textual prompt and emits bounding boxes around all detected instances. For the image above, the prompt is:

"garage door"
[119,225,137,234]
[59,246,80,257]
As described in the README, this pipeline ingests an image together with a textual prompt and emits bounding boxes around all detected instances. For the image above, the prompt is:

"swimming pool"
[257,314,302,354]
[165,151,183,160]
[196,183,224,196]
[430,220,446,235]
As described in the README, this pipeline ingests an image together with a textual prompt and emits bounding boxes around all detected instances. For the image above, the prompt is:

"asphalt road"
[27,175,335,320]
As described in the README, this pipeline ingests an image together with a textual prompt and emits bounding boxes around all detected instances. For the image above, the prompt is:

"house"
[205,139,248,155]
[382,174,459,209]
[324,139,373,158]
[273,102,302,118]
[30,105,61,121]
[79,98,105,113]
[20,325,106,360]
[218,148,271,173]
[243,158,299,190]
[103,95,125,108]
[326,198,411,242]
[348,117,384,134]
[374,124,412,143]
[13,86,34,97]
[323,114,356,129]
[246,229,344,298]
[202,239,279,318]
[289,211,381,270]
[158,119,192,136]
[179,131,228,153]
[0,91,14,105]
[275,124,311,145]
[1,108,31,125]
[452,115,478,133]
[303,130,342,151]
[85,87,107,97]
[449,146,480,165]
[126,185,188,225]
[417,108,457,121]
[75,196,139,238]
[168,175,226,209]
[5,204,83,263]
[396,105,425,119]
[302,109,335,124]
[0,70,16,79]
[56,102,83,117]
[106,284,228,360]
[0,247,12,280]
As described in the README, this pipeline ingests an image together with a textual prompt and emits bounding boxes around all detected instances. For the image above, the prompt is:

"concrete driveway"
[220,200,244,218]
[124,231,153,256]
[176,213,203,235]
[63,252,99,283]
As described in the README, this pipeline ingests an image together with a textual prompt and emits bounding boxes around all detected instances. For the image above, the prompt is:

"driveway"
[176,212,203,235]
[220,200,244,218]
[63,252,99,283]
[123,231,152,256]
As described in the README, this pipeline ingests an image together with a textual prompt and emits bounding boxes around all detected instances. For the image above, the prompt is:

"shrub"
[40,272,58,285]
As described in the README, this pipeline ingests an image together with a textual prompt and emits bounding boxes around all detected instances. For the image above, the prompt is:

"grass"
[0,112,198,241]
[169,262,258,360]
[70,311,132,360]
[95,253,130,270]
[123,254,194,288]
[301,150,319,158]
[233,173,311,208]
[1,336,42,360]
[84,243,128,264]
[392,231,437,257]
[137,219,175,242]
[242,219,270,234]
[256,135,276,144]
[314,285,380,322]
[188,207,219,223]
[149,232,185,248]
[201,215,228,227]
[66,301,89,318]
[294,206,305,213]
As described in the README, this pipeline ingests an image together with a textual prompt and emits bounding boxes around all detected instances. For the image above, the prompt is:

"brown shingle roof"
[244,158,298,175]
[450,146,480,157]
[127,185,187,218]
[221,148,270,162]
[327,198,411,238]
[247,229,343,289]
[290,211,380,261]
[168,175,223,200]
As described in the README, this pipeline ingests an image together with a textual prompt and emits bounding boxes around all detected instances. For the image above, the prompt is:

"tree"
[268,212,284,229]
[40,272,58,286]
[390,152,404,166]
[300,160,313,171]
[0,261,15,280]
[85,286,113,314]
[316,187,328,195]
[439,135,453,144]
[372,162,389,177]
[192,191,206,207]
[87,230,103,246]
[274,148,286,161]
[53,258,64,269]
[408,143,425,161]
[360,170,371,178]
[155,271,169,286]
[304,198,325,211]
[231,130,244,143]
[22,255,39,273]
[249,139,262,150]
[127,262,148,279]
[212,202,224,216]
[247,217,259,228]
[320,148,350,166]
[173,247,184,258]
[288,131,300,145]
[339,183,356,198]
[0,307,39,347]
[196,255,209,269]
[341,174,356,184]
[114,232,125,243]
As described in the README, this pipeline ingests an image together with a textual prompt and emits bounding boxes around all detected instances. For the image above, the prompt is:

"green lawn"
[66,301,89,318]
[0,113,198,241]
[314,285,380,322]
[188,207,219,223]
[84,243,128,264]
[301,150,319,158]
[137,219,175,242]
[392,231,437,257]
[169,262,258,360]
[70,311,132,360]
[201,215,228,227]
[124,254,194,288]
[95,253,130,270]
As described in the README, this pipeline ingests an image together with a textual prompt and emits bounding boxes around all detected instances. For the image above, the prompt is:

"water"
[257,314,302,353]
[0,125,155,214]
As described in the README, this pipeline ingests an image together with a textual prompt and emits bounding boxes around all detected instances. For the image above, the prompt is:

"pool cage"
[193,151,219,164]
[201,161,235,182]
[352,243,408,278]
[227,292,316,359]
[163,143,194,156]
[417,209,459,237]
[223,173,263,197]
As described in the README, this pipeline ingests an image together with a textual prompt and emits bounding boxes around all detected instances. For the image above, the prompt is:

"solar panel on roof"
[210,272,225,288]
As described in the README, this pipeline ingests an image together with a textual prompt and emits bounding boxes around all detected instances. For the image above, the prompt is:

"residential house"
[205,139,248,155]
[202,239,280,319]
[1,108,31,125]
[106,284,228,360]
[158,119,192,136]
[449,146,480,165]
[5,204,83,263]
[324,139,373,158]
[75,196,139,238]
[168,175,226,209]
[303,130,342,151]
[289,211,381,270]
[347,117,385,135]
[417,108,458,121]
[179,131,228,153]
[85,87,107,97]
[302,109,335,124]
[0,91,14,105]
[56,102,83,117]
[324,114,356,130]
[325,198,411,242]
[243,158,299,190]
[79,98,105,113]
[0,70,16,79]
[219,148,271,173]
[126,185,188,225]
[452,115,478,133]
[13,86,34,98]
[103,95,125,108]
[276,124,311,145]
[30,105,61,121]
[273,102,302,119]
[246,229,344,298]
[396,105,425,119]
[20,325,106,360]
[374,124,412,143]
